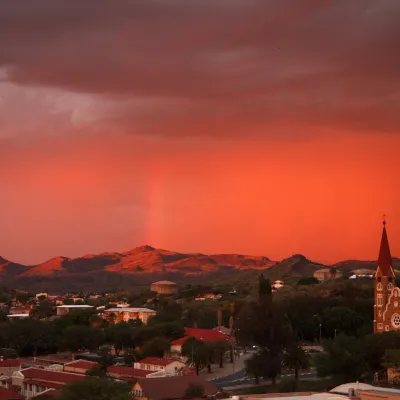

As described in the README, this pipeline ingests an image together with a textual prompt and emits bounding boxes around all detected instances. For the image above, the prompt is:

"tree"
[314,334,369,383]
[283,343,310,380]
[258,274,272,303]
[140,336,170,358]
[181,337,210,376]
[321,306,364,338]
[382,349,400,369]
[212,340,230,368]
[245,351,264,384]
[97,345,113,373]
[246,349,282,385]
[61,325,106,352]
[279,377,297,393]
[184,383,205,398]
[60,377,131,400]
[106,322,134,355]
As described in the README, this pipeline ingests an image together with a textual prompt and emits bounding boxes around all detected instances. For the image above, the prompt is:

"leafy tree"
[140,336,170,358]
[30,301,54,319]
[382,349,400,368]
[97,345,113,373]
[364,332,400,372]
[297,277,319,286]
[245,349,282,385]
[212,340,230,368]
[283,343,310,380]
[60,377,131,400]
[184,383,205,398]
[314,334,369,382]
[245,351,264,384]
[258,274,272,302]
[321,306,364,338]
[106,322,134,355]
[61,325,106,352]
[235,302,256,350]
[181,337,210,376]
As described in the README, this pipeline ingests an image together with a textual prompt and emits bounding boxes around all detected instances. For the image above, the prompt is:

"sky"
[0,0,399,265]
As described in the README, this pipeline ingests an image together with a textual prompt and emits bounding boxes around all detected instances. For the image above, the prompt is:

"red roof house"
[0,387,23,400]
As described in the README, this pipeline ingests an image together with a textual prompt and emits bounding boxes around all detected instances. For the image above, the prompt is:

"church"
[374,219,400,333]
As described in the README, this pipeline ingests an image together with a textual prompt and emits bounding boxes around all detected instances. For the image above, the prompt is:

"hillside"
[0,246,396,292]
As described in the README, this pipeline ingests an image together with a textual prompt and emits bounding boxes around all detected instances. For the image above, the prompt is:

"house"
[63,360,97,374]
[313,268,343,282]
[0,387,23,400]
[103,308,156,325]
[6,314,30,320]
[31,389,61,399]
[170,328,234,354]
[132,375,219,400]
[134,357,186,375]
[0,359,21,377]
[108,366,152,380]
[12,368,85,398]
[56,305,93,316]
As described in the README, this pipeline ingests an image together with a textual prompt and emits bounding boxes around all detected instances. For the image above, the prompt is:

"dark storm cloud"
[1,0,400,135]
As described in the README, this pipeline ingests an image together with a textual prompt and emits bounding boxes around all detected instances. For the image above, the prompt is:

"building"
[349,269,375,279]
[134,357,186,375]
[374,219,400,333]
[108,366,152,380]
[6,314,30,320]
[63,360,97,374]
[150,281,178,295]
[56,305,93,316]
[313,268,343,282]
[0,387,23,400]
[170,327,234,354]
[0,359,21,377]
[103,308,156,324]
[12,368,85,399]
[132,375,219,400]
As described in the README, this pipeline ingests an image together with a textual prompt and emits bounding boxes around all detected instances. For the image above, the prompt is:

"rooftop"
[0,359,21,367]
[20,367,86,384]
[138,357,183,366]
[56,305,93,308]
[0,386,24,400]
[104,307,155,313]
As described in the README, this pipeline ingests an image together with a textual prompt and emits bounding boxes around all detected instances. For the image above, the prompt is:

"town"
[0,221,399,400]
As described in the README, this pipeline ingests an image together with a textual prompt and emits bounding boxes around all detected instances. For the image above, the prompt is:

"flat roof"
[7,313,30,317]
[104,307,156,313]
[56,305,93,308]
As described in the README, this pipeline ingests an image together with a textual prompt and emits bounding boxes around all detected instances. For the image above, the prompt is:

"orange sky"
[0,1,399,264]
[0,132,399,265]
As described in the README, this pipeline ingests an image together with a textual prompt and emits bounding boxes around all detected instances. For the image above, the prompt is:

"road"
[211,368,317,388]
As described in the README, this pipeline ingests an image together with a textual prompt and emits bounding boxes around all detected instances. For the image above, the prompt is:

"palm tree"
[283,343,311,381]
[213,340,230,368]
[181,337,210,375]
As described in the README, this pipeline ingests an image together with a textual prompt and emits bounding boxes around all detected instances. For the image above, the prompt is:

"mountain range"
[0,245,398,292]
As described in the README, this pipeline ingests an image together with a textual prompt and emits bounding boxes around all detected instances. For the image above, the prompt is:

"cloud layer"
[1,0,400,137]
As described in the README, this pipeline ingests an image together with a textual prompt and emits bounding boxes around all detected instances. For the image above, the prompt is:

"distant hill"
[0,246,397,292]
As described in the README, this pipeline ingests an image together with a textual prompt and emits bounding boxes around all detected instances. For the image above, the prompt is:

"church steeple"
[377,216,395,277]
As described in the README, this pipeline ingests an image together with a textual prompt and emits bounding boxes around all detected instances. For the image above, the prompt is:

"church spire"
[377,216,394,277]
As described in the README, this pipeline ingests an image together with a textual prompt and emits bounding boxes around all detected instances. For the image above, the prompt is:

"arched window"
[388,283,393,291]
[377,283,383,291]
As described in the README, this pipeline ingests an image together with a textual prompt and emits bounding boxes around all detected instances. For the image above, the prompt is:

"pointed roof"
[377,219,394,277]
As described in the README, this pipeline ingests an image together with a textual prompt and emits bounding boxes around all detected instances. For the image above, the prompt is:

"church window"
[377,277,382,282]
[377,283,383,291]
[378,323,383,329]
[385,325,390,331]
[391,313,400,329]
[378,310,382,317]
[388,283,393,291]
[389,277,393,283]
[377,294,383,306]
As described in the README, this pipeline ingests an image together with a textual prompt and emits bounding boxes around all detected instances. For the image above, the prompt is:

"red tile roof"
[31,389,61,399]
[21,368,86,385]
[378,223,395,277]
[170,327,234,345]
[24,380,64,390]
[136,375,218,400]
[108,366,152,378]
[64,360,97,371]
[0,359,21,368]
[0,387,24,400]
[139,357,181,367]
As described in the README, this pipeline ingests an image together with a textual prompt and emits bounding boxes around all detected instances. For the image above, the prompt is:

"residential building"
[108,366,152,380]
[63,360,97,374]
[0,386,23,400]
[150,281,178,295]
[170,327,234,355]
[374,219,400,333]
[132,375,219,400]
[6,314,30,320]
[134,357,186,375]
[313,268,343,282]
[56,305,93,316]
[103,308,156,324]
[0,359,21,377]
[12,368,85,399]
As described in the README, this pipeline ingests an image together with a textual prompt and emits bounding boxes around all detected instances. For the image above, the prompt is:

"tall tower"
[374,217,396,333]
